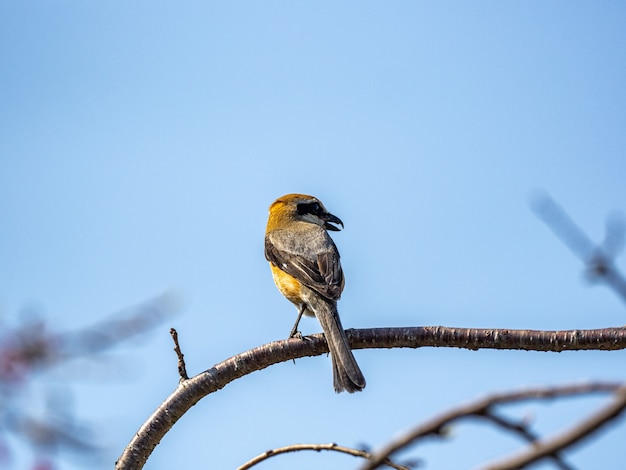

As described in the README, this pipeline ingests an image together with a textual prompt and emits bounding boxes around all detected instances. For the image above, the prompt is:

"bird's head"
[269,194,344,231]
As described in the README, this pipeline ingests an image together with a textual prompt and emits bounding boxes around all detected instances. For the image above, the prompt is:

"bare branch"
[358,326,626,352]
[360,382,626,470]
[236,442,410,470]
[480,413,572,470]
[115,328,626,470]
[480,387,626,470]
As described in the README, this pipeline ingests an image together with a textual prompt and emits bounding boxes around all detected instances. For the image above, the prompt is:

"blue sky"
[1,2,626,469]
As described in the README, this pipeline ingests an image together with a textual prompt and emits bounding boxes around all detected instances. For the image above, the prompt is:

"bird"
[264,193,366,393]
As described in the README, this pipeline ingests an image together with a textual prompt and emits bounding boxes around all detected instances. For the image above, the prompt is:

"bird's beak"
[322,212,344,231]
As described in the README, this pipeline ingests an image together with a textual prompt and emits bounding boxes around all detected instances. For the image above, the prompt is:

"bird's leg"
[289,305,306,339]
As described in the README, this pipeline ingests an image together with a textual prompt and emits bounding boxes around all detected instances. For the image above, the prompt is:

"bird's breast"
[269,263,303,305]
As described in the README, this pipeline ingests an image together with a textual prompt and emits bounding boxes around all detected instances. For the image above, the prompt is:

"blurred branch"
[58,293,180,360]
[481,386,626,470]
[0,293,180,468]
[481,413,572,470]
[531,193,626,303]
[237,442,410,470]
[361,382,626,470]
[115,326,626,470]
[0,293,179,381]
[6,411,100,456]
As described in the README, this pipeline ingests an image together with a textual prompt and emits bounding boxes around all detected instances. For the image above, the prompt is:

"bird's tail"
[311,297,366,393]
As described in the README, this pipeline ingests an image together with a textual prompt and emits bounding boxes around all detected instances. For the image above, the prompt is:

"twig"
[360,382,626,470]
[237,442,410,470]
[169,328,189,381]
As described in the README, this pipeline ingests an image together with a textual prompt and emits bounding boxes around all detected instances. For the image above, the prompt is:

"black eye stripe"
[297,202,321,216]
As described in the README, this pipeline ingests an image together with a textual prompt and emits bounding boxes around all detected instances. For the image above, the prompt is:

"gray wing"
[265,227,344,301]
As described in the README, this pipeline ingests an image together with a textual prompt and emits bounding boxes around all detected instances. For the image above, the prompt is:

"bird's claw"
[289,330,303,340]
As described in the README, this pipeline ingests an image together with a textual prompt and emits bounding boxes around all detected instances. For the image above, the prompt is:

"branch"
[531,193,626,303]
[480,413,572,470]
[361,382,626,470]
[115,327,626,470]
[481,386,626,470]
[236,442,410,470]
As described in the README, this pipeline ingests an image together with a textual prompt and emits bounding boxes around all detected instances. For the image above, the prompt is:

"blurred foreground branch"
[531,193,626,303]
[0,293,179,469]
[362,382,626,470]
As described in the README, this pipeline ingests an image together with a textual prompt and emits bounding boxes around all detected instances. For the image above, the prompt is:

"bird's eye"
[297,201,322,216]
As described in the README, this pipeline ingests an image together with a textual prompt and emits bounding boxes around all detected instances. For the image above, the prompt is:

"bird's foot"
[289,330,303,340]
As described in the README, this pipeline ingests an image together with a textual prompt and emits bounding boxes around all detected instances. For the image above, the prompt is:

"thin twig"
[169,328,189,381]
[237,442,410,470]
